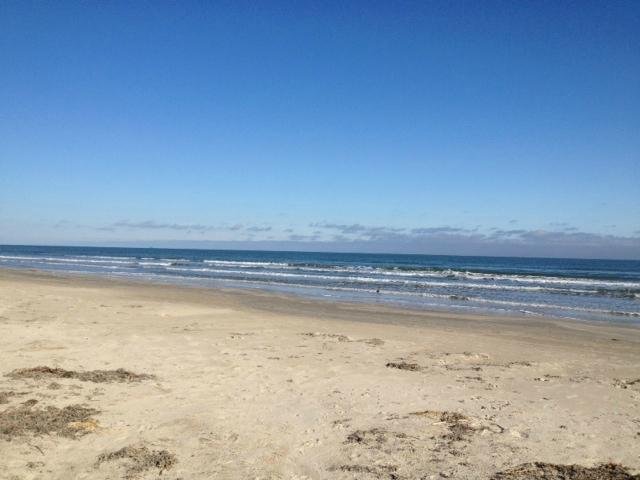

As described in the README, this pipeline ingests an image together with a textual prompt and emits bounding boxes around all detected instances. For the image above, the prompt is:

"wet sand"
[1,269,639,479]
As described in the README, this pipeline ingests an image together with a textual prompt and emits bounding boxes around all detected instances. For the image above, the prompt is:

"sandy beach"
[1,269,639,479]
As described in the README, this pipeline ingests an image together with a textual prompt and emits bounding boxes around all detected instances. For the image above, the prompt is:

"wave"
[161,265,639,297]
[71,254,138,261]
[203,259,289,267]
[0,255,137,265]
[196,260,640,289]
[2,252,639,322]
[111,270,639,319]
[2,254,639,296]
[9,263,637,321]
[284,265,640,288]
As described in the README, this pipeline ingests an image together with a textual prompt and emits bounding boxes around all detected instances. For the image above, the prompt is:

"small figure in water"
[376,288,380,294]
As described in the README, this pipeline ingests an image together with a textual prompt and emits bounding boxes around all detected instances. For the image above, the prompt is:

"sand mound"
[491,462,640,479]
[0,402,100,438]
[96,445,177,478]
[7,366,154,383]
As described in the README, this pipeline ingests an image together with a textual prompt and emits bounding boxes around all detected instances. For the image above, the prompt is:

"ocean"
[1,245,639,324]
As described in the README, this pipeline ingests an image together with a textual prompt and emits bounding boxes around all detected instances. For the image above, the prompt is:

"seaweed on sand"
[7,366,154,383]
[386,362,421,371]
[0,402,100,438]
[410,410,477,442]
[96,445,177,478]
[491,462,640,480]
[330,464,401,479]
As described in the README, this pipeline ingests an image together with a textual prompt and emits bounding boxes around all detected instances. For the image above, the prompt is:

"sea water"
[1,245,638,324]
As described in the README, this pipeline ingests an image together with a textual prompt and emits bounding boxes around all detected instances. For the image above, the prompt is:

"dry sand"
[0,269,639,479]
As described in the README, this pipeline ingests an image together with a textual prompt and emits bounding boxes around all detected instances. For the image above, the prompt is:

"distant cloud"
[113,220,213,232]
[515,229,637,247]
[313,222,480,239]
[53,220,72,229]
[308,221,640,258]
[46,218,640,259]
[410,226,465,235]
[53,219,115,232]
[106,220,273,235]
[288,234,319,241]
[546,222,581,233]
[309,222,405,239]
[508,219,518,224]
[245,226,272,232]
[489,229,527,237]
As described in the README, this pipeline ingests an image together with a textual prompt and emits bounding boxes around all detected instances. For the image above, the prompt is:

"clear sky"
[1,1,639,258]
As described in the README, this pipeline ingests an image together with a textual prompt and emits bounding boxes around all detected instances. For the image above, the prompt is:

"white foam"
[203,259,289,267]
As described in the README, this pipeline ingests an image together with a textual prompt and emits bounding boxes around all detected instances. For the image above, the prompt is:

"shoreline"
[2,266,639,334]
[2,246,638,326]
[1,268,639,478]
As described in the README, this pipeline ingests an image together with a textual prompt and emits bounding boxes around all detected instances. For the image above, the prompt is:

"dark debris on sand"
[346,427,396,445]
[331,464,401,480]
[0,390,26,404]
[301,332,351,342]
[7,366,155,383]
[491,462,640,480]
[410,410,477,442]
[96,445,177,478]
[0,401,100,439]
[613,378,640,389]
[386,362,421,372]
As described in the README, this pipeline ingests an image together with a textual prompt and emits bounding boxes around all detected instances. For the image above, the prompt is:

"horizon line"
[2,242,639,263]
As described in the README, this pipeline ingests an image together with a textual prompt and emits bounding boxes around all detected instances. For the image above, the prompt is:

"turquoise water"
[1,245,639,324]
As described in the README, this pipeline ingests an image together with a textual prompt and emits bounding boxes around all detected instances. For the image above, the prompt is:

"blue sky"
[1,1,639,258]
